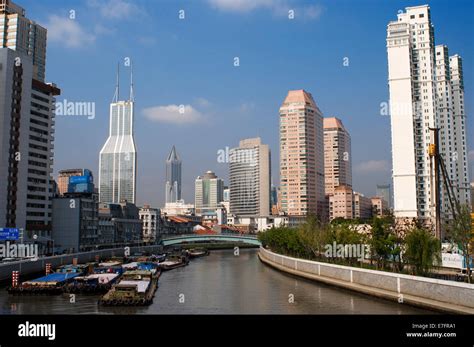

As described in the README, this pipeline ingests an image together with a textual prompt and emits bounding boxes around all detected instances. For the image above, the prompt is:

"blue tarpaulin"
[30,273,80,283]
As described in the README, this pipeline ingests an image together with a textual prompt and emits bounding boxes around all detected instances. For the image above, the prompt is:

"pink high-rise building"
[279,90,325,216]
[323,117,352,196]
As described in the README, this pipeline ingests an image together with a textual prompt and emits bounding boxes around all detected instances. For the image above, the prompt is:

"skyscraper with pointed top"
[165,146,182,204]
[98,63,137,204]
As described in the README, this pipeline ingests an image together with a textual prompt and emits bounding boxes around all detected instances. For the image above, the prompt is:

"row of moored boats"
[6,247,210,306]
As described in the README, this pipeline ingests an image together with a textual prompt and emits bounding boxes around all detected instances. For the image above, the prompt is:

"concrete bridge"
[160,234,261,247]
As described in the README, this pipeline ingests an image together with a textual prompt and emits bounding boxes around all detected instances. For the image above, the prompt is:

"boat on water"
[64,265,123,294]
[99,269,160,306]
[186,248,210,258]
[7,264,89,295]
[122,261,160,272]
[158,254,189,271]
[150,254,166,263]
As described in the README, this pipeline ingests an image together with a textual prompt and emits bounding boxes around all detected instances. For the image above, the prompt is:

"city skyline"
[16,0,473,208]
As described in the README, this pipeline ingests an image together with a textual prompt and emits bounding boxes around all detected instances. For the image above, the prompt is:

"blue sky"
[21,0,474,207]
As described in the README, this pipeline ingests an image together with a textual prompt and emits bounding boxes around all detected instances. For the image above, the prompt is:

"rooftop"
[281,89,317,108]
[324,117,346,131]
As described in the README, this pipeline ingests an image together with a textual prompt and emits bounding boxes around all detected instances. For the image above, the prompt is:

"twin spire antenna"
[112,60,134,103]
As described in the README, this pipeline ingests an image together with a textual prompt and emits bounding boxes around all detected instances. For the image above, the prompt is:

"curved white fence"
[259,247,474,311]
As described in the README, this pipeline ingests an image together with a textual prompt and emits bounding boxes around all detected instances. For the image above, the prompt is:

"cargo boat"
[99,269,160,306]
[187,248,210,258]
[7,264,89,295]
[122,261,159,272]
[64,265,123,294]
[158,254,189,271]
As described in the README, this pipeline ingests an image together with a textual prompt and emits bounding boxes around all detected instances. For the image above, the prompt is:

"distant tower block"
[165,146,182,204]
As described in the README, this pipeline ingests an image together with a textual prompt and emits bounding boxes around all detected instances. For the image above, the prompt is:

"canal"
[0,249,433,314]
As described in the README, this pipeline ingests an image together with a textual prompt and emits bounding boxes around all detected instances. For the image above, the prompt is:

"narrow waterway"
[0,249,433,314]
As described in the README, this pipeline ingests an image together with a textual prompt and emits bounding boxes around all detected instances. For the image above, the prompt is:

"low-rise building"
[162,200,195,216]
[371,196,388,217]
[139,204,160,242]
[52,192,99,253]
[227,215,305,232]
[353,192,372,220]
[161,215,199,234]
[97,201,142,246]
[329,185,353,220]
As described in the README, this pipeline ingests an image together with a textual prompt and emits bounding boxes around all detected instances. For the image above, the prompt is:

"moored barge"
[99,269,160,306]
[7,264,89,295]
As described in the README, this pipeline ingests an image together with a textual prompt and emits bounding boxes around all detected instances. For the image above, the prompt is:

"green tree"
[297,215,329,260]
[446,205,473,283]
[404,227,441,276]
[369,217,398,270]
[258,226,307,258]
[327,222,366,266]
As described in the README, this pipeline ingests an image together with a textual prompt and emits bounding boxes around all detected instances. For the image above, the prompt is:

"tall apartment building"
[323,117,352,196]
[386,5,470,227]
[0,0,46,81]
[165,145,181,204]
[279,90,325,216]
[229,137,271,217]
[194,171,224,215]
[446,54,470,208]
[0,20,59,240]
[99,67,137,204]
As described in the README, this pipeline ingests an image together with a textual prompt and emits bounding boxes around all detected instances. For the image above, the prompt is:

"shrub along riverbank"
[258,207,473,282]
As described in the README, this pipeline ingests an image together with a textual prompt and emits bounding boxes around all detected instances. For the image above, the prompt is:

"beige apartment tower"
[323,117,352,196]
[279,90,325,216]
[0,0,47,81]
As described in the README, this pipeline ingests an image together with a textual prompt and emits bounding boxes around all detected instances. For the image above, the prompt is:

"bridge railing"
[160,233,259,240]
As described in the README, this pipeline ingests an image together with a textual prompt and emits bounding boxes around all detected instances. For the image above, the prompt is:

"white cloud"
[143,104,204,125]
[208,0,275,12]
[207,0,323,20]
[87,0,144,20]
[44,15,95,48]
[354,160,390,174]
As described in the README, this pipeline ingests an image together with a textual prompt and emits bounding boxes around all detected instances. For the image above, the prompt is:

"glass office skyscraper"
[99,68,137,204]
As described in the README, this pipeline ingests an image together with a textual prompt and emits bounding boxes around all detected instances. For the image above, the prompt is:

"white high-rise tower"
[99,64,137,204]
[386,5,470,227]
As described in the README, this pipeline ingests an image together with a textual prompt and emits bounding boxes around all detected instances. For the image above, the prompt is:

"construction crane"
[429,127,462,239]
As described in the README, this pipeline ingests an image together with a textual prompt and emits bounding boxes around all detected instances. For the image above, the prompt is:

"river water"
[0,249,433,314]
